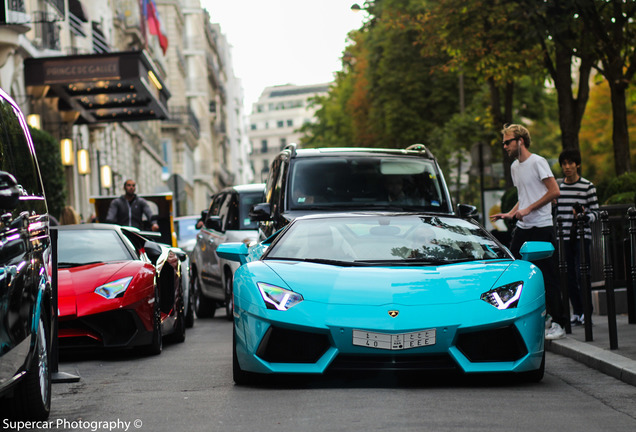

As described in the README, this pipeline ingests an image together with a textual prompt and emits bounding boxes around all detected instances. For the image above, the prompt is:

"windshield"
[239,192,263,230]
[57,229,134,266]
[175,217,199,242]
[265,215,510,265]
[288,157,448,212]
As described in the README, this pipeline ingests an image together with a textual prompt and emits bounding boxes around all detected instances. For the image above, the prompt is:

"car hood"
[58,261,146,318]
[262,260,514,306]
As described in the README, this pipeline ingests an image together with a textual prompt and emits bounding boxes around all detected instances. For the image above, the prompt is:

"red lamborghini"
[54,224,186,355]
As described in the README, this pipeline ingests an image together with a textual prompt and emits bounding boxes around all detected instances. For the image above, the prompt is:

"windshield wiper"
[266,257,369,267]
[57,261,103,268]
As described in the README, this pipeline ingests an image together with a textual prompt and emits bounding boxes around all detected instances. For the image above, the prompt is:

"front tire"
[8,314,51,420]
[193,273,216,318]
[520,351,545,383]
[224,273,234,321]
[144,286,163,355]
[233,325,259,385]
[185,279,195,328]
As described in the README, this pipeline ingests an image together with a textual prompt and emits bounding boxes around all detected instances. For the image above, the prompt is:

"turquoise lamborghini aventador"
[217,213,554,385]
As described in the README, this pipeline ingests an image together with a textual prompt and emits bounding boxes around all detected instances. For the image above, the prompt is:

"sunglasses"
[502,138,517,147]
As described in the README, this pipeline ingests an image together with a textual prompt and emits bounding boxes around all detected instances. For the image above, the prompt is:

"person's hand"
[151,223,159,232]
[514,207,530,221]
[490,212,510,221]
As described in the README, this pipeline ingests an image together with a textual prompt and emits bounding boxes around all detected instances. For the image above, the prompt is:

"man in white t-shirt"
[490,124,566,340]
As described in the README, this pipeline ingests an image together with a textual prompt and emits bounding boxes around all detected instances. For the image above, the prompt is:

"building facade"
[247,83,329,182]
[0,0,252,221]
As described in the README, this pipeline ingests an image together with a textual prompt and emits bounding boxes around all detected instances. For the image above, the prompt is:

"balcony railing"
[166,106,201,138]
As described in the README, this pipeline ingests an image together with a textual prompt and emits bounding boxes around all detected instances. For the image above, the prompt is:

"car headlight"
[481,281,523,310]
[257,282,303,310]
[94,276,133,299]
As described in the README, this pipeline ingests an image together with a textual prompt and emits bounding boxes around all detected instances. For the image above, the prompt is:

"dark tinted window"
[0,97,43,198]
[288,157,446,212]
[238,192,263,230]
[57,229,133,266]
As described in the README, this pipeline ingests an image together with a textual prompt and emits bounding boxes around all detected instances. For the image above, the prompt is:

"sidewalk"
[545,313,636,386]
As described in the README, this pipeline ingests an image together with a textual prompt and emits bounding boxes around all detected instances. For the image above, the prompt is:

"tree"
[409,0,547,186]
[29,127,67,219]
[520,0,595,154]
[574,0,636,175]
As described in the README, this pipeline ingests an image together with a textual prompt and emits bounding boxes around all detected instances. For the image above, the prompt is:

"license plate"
[352,329,436,350]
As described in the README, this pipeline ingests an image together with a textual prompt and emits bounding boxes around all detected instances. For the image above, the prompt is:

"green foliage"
[29,126,67,218]
[604,192,635,206]
[596,172,636,205]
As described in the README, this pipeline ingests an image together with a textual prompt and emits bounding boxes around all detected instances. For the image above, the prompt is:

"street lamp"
[100,165,112,189]
[60,138,74,166]
[77,149,90,175]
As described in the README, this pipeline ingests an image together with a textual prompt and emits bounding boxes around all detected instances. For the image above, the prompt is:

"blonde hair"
[59,206,81,225]
[501,124,531,148]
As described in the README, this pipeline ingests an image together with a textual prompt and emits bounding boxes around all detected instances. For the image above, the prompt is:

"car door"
[0,93,51,396]
[196,192,227,298]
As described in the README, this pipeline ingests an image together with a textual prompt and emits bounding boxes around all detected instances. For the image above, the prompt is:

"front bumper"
[234,298,545,375]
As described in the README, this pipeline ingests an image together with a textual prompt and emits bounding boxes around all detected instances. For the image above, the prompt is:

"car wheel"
[144,286,163,355]
[224,272,234,321]
[8,314,51,420]
[520,351,545,383]
[169,297,186,344]
[193,273,216,318]
[185,280,195,328]
[233,325,259,386]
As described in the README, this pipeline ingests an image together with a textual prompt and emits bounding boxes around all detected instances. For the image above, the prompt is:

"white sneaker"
[545,322,565,340]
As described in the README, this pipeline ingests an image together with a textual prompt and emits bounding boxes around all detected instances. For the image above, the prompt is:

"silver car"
[190,184,265,321]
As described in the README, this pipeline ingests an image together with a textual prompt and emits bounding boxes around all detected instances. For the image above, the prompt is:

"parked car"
[173,214,201,254]
[217,212,553,385]
[91,194,195,328]
[172,215,201,328]
[0,88,53,420]
[250,143,476,239]
[54,224,186,354]
[190,183,265,320]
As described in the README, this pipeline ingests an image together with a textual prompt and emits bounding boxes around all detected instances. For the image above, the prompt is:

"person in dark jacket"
[105,179,159,231]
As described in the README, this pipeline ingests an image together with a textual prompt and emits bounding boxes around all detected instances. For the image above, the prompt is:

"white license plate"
[352,329,436,350]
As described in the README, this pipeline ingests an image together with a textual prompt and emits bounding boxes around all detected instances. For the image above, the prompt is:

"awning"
[24,51,170,124]
[69,0,88,22]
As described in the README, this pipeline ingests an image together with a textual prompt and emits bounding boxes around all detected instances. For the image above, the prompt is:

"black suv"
[251,144,472,238]
[0,89,53,419]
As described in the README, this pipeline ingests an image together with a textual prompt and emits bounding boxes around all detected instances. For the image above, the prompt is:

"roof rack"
[284,142,297,158]
[406,143,434,159]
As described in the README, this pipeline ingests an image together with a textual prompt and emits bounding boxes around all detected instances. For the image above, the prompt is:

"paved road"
[25,315,636,432]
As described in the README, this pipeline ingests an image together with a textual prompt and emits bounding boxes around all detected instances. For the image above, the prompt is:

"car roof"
[52,222,122,231]
[225,183,265,194]
[293,211,461,221]
[288,146,436,160]
[174,215,200,221]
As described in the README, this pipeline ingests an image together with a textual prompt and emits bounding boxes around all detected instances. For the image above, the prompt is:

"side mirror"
[0,171,21,211]
[216,242,249,265]
[249,203,271,221]
[519,241,554,261]
[173,248,187,262]
[457,204,479,220]
[144,241,163,264]
[205,215,223,231]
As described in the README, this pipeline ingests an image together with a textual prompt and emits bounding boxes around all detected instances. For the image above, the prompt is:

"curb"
[546,338,636,387]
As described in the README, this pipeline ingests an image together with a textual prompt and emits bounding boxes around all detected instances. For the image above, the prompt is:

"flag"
[142,0,168,55]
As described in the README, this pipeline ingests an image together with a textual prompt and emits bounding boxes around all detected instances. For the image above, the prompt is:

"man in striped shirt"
[555,150,599,326]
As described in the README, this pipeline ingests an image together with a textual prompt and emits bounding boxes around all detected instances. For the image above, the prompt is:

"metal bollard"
[556,217,571,334]
[578,213,593,342]
[600,211,618,349]
[628,207,636,324]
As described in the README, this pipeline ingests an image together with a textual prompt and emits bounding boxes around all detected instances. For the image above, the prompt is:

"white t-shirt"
[511,153,554,228]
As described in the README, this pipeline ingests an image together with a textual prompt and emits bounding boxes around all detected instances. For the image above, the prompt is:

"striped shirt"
[555,177,599,241]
